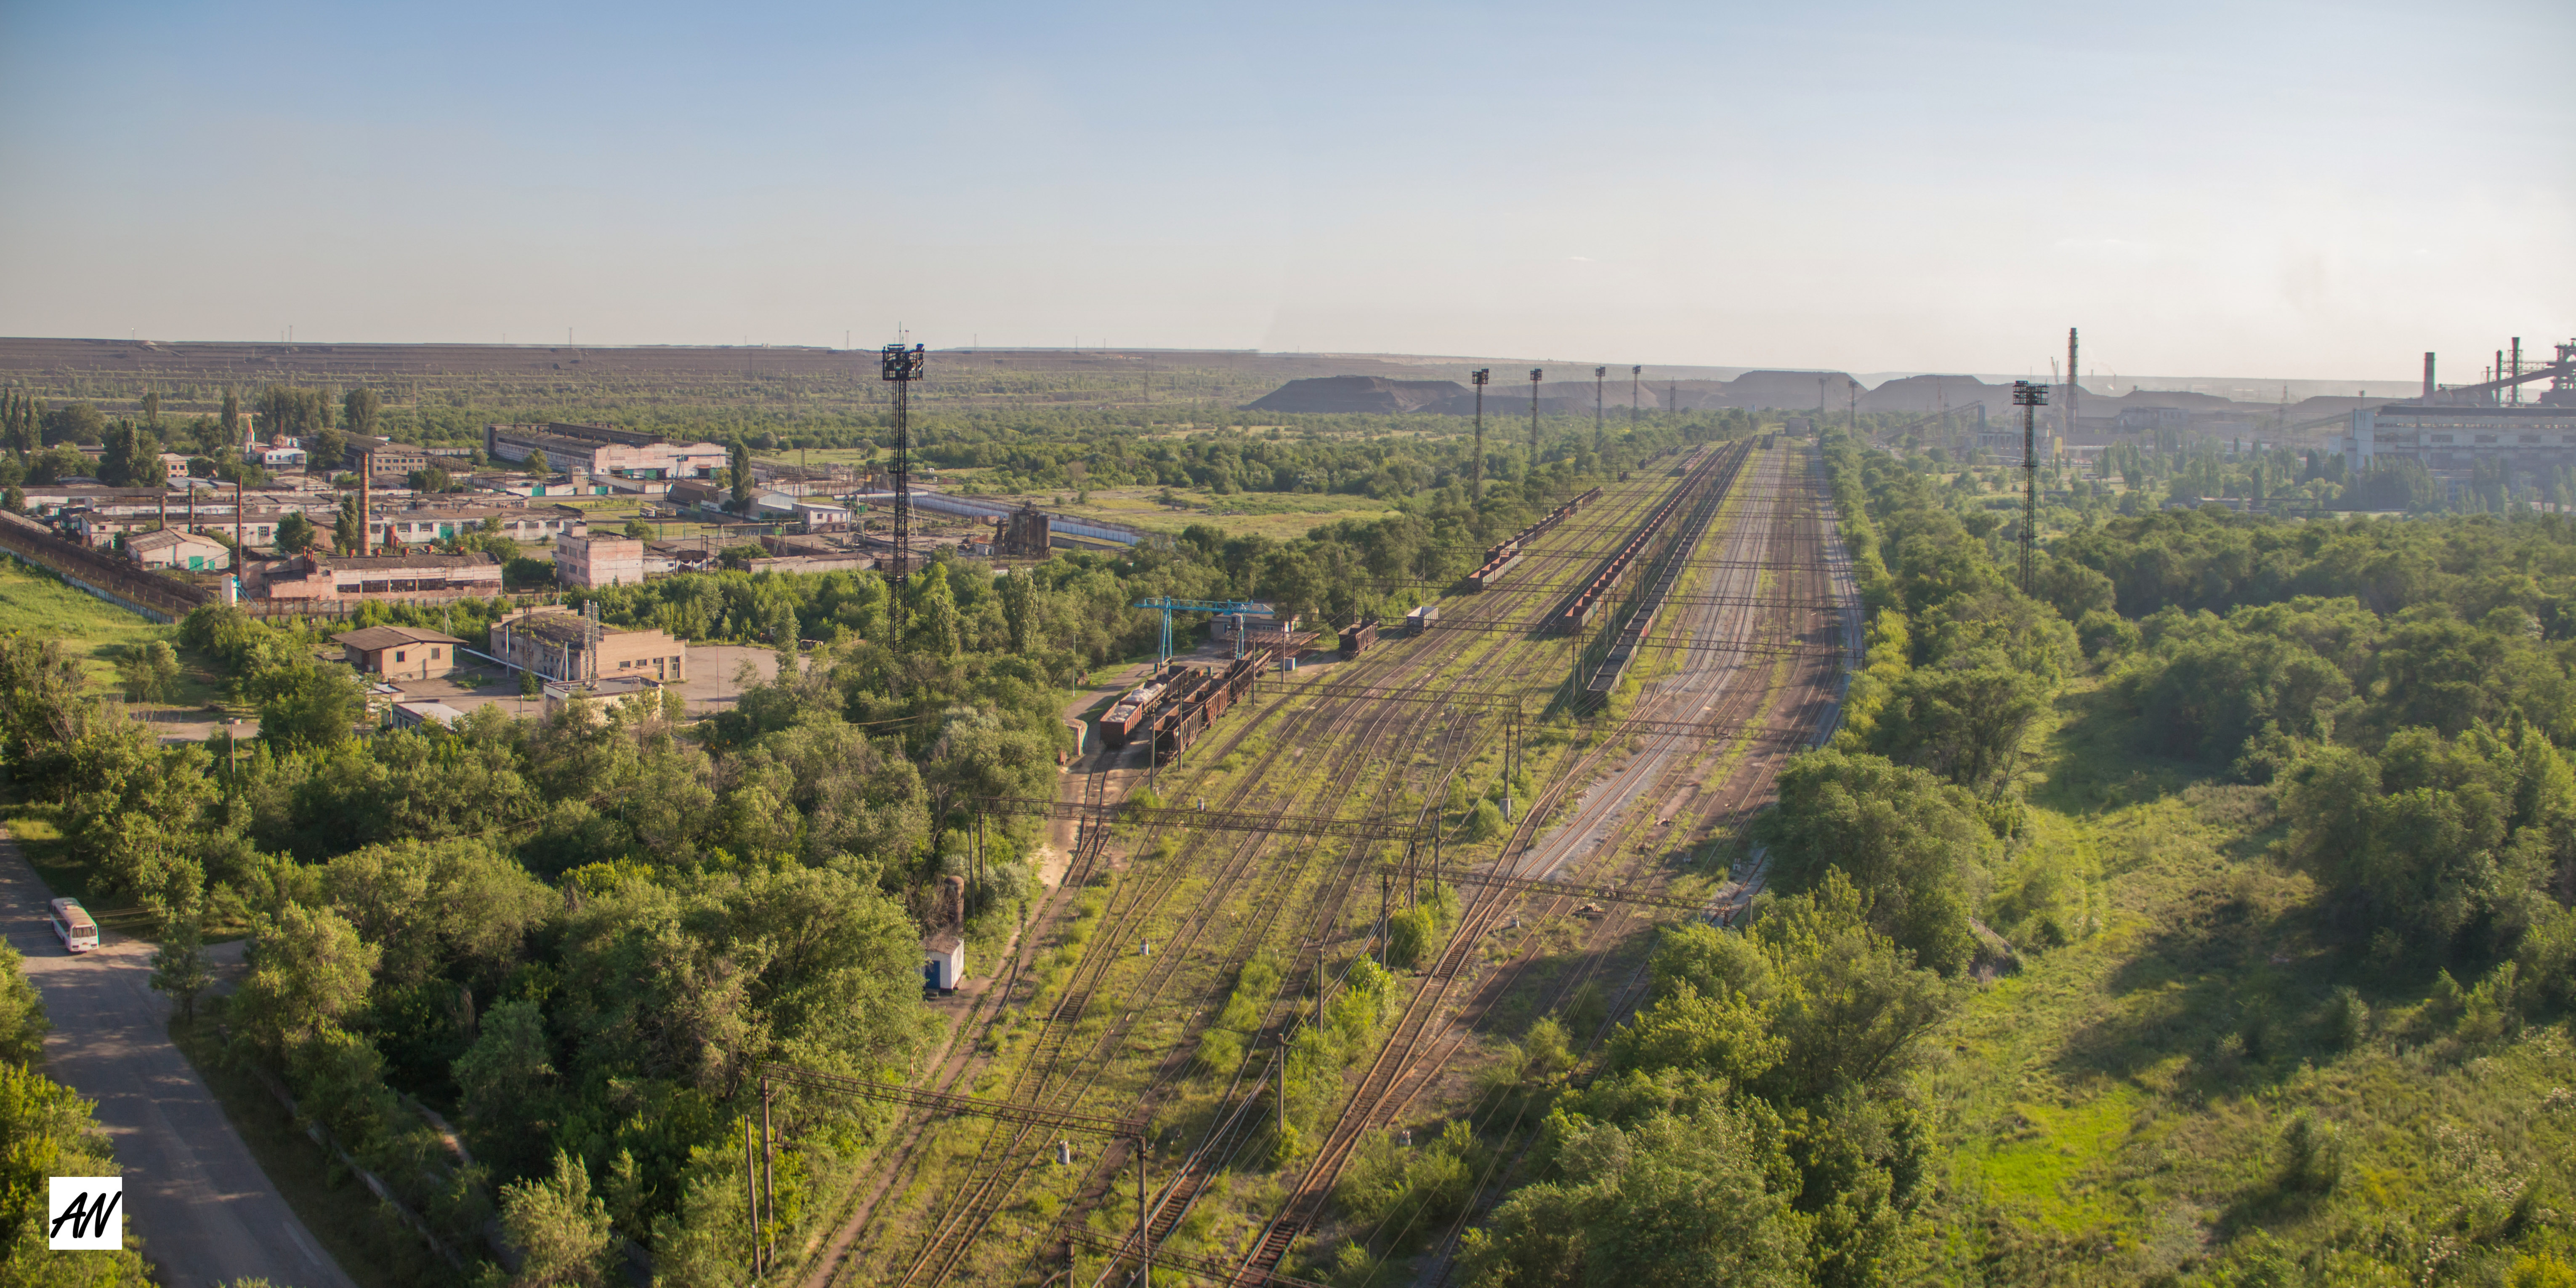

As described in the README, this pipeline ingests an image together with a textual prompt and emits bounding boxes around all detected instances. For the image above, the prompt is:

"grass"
[1917,681,2576,1283]
[167,1005,455,1288]
[0,559,225,708]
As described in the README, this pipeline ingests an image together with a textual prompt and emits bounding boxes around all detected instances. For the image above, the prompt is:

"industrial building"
[2342,341,2576,477]
[491,606,686,684]
[124,528,230,572]
[255,551,505,602]
[334,625,467,681]
[344,436,431,480]
[554,532,646,588]
[485,421,728,484]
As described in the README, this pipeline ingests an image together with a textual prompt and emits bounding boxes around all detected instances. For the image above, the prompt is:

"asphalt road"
[0,836,355,1288]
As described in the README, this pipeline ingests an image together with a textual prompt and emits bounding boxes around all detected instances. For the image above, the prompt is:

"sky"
[1,0,2568,381]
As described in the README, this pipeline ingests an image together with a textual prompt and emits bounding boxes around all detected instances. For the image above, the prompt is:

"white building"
[125,528,231,572]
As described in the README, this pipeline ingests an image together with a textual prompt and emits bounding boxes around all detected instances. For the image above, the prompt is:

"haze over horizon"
[1,0,2566,383]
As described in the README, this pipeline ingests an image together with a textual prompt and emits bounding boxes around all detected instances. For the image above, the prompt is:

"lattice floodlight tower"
[1470,368,1491,499]
[1593,366,1607,452]
[1529,367,1544,462]
[881,342,926,654]
[2011,378,2049,595]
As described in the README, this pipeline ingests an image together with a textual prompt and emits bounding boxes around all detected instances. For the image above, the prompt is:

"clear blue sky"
[1,0,2566,380]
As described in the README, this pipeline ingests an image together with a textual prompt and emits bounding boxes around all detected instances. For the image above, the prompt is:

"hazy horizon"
[2,0,2567,383]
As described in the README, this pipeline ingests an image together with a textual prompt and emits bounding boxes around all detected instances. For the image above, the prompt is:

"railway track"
[811,466,1693,1286]
[1227,440,1855,1283]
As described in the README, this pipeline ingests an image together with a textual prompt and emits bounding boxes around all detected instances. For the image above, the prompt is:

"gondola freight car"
[1338,618,1379,660]
[1098,669,1174,749]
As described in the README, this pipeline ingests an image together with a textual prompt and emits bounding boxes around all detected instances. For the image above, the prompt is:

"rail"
[756,1063,1144,1139]
[976,796,1417,841]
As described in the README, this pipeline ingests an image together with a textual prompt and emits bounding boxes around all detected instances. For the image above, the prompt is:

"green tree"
[0,943,49,1064]
[233,902,380,1055]
[0,1061,155,1279]
[117,640,181,704]
[728,438,752,511]
[149,918,214,1023]
[41,401,106,446]
[408,466,452,493]
[1457,1106,1805,1288]
[490,1149,614,1288]
[622,519,652,542]
[1758,751,1989,974]
[98,420,165,487]
[256,666,367,751]
[341,386,380,438]
[453,998,558,1179]
[274,509,318,554]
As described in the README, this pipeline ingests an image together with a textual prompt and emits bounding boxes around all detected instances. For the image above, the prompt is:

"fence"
[0,512,213,622]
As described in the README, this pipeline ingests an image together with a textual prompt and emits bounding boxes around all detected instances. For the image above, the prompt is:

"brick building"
[255,551,504,602]
[333,626,466,681]
[491,606,686,684]
[345,436,431,480]
[554,533,645,588]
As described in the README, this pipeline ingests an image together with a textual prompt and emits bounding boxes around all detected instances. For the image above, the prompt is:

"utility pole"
[881,343,925,657]
[1529,368,1544,467]
[1138,1142,1151,1288]
[1592,366,1606,454]
[1470,369,1490,500]
[2012,380,2048,595]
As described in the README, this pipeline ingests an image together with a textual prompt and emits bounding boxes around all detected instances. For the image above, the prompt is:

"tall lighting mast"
[1470,368,1490,500]
[1528,367,1543,467]
[1630,365,1641,433]
[2012,379,2048,595]
[881,342,926,655]
[1592,366,1606,454]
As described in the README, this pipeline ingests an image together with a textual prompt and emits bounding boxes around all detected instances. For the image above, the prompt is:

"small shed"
[388,701,466,731]
[921,874,967,993]
[332,626,466,681]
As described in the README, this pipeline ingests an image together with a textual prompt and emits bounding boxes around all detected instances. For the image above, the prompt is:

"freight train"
[1148,644,1284,766]
[1098,668,1177,749]
[1337,618,1379,660]
[1462,486,1603,591]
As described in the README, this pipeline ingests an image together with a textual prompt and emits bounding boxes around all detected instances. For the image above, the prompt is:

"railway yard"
[801,432,1860,1288]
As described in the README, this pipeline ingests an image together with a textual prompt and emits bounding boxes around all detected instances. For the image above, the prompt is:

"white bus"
[48,898,98,953]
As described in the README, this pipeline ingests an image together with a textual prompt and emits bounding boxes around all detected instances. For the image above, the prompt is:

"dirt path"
[0,834,355,1288]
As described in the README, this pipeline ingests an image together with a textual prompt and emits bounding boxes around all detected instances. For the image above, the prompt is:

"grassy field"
[0,559,224,706]
[1922,681,2576,1282]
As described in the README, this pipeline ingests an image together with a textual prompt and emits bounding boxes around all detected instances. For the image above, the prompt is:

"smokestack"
[359,463,370,557]
[2424,352,2436,400]
[2512,337,2523,405]
[2066,327,2080,439]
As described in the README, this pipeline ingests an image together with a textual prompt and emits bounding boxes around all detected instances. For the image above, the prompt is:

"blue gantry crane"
[1133,597,1272,662]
